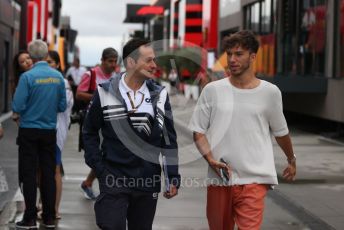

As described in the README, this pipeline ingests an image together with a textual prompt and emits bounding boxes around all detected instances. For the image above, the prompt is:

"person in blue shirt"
[12,40,66,230]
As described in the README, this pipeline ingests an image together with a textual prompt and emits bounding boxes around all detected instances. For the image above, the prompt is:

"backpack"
[76,68,96,112]
[88,68,97,94]
[77,68,96,152]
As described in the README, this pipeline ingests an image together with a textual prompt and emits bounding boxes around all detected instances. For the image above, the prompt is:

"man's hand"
[163,184,178,199]
[282,162,296,181]
[193,132,231,179]
[208,158,231,178]
[12,113,20,126]
[275,135,296,182]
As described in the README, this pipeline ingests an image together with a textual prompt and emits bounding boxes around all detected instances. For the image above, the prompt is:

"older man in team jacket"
[12,40,66,229]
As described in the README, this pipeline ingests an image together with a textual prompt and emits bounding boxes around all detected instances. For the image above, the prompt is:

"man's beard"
[231,61,250,77]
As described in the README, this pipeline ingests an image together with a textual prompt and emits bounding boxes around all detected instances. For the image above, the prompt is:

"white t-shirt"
[56,79,74,151]
[189,78,289,186]
[66,66,87,86]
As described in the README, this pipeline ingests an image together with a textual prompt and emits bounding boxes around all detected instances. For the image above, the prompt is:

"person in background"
[11,51,34,125]
[12,51,33,93]
[46,50,74,219]
[66,57,87,88]
[12,40,66,229]
[189,30,296,230]
[65,57,87,115]
[76,47,118,200]
[0,122,3,140]
[168,69,178,95]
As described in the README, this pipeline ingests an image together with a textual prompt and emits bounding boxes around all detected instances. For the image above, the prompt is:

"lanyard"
[126,91,145,113]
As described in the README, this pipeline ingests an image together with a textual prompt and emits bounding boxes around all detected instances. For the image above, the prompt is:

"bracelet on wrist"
[287,154,296,164]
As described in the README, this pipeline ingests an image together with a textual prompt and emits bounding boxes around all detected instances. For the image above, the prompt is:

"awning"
[123,4,151,23]
[137,6,164,16]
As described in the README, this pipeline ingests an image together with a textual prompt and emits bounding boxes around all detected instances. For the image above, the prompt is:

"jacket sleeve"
[161,93,181,188]
[58,75,67,112]
[12,74,29,113]
[82,89,105,176]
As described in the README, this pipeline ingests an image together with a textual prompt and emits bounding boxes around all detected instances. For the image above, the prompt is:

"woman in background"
[12,51,33,94]
[46,50,74,219]
[12,51,33,123]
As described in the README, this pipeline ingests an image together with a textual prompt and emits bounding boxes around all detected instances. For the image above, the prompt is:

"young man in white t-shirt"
[189,30,296,230]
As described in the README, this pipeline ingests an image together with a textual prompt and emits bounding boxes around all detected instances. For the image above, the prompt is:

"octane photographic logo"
[109,39,233,166]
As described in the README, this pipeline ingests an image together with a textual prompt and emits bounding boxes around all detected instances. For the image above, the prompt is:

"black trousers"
[94,171,158,230]
[18,128,56,222]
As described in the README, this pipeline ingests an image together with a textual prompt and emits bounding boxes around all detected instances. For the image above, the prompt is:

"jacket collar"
[33,61,49,67]
[103,73,164,109]
[120,73,148,95]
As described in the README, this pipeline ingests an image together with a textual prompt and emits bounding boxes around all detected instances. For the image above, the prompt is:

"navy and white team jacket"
[83,74,180,193]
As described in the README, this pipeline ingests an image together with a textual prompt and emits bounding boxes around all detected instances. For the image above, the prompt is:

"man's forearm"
[275,134,295,161]
[76,91,92,102]
[193,132,214,162]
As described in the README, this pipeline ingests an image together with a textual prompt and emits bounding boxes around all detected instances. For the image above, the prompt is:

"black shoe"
[15,219,37,229]
[42,219,56,229]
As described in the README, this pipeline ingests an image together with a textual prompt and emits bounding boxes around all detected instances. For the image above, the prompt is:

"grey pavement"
[0,94,343,229]
[0,113,21,215]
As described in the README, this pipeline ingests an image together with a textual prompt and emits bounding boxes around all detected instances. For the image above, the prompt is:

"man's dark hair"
[223,30,259,53]
[122,38,151,67]
[102,47,118,60]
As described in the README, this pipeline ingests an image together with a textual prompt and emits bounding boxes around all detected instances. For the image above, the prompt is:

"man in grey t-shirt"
[189,30,296,230]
